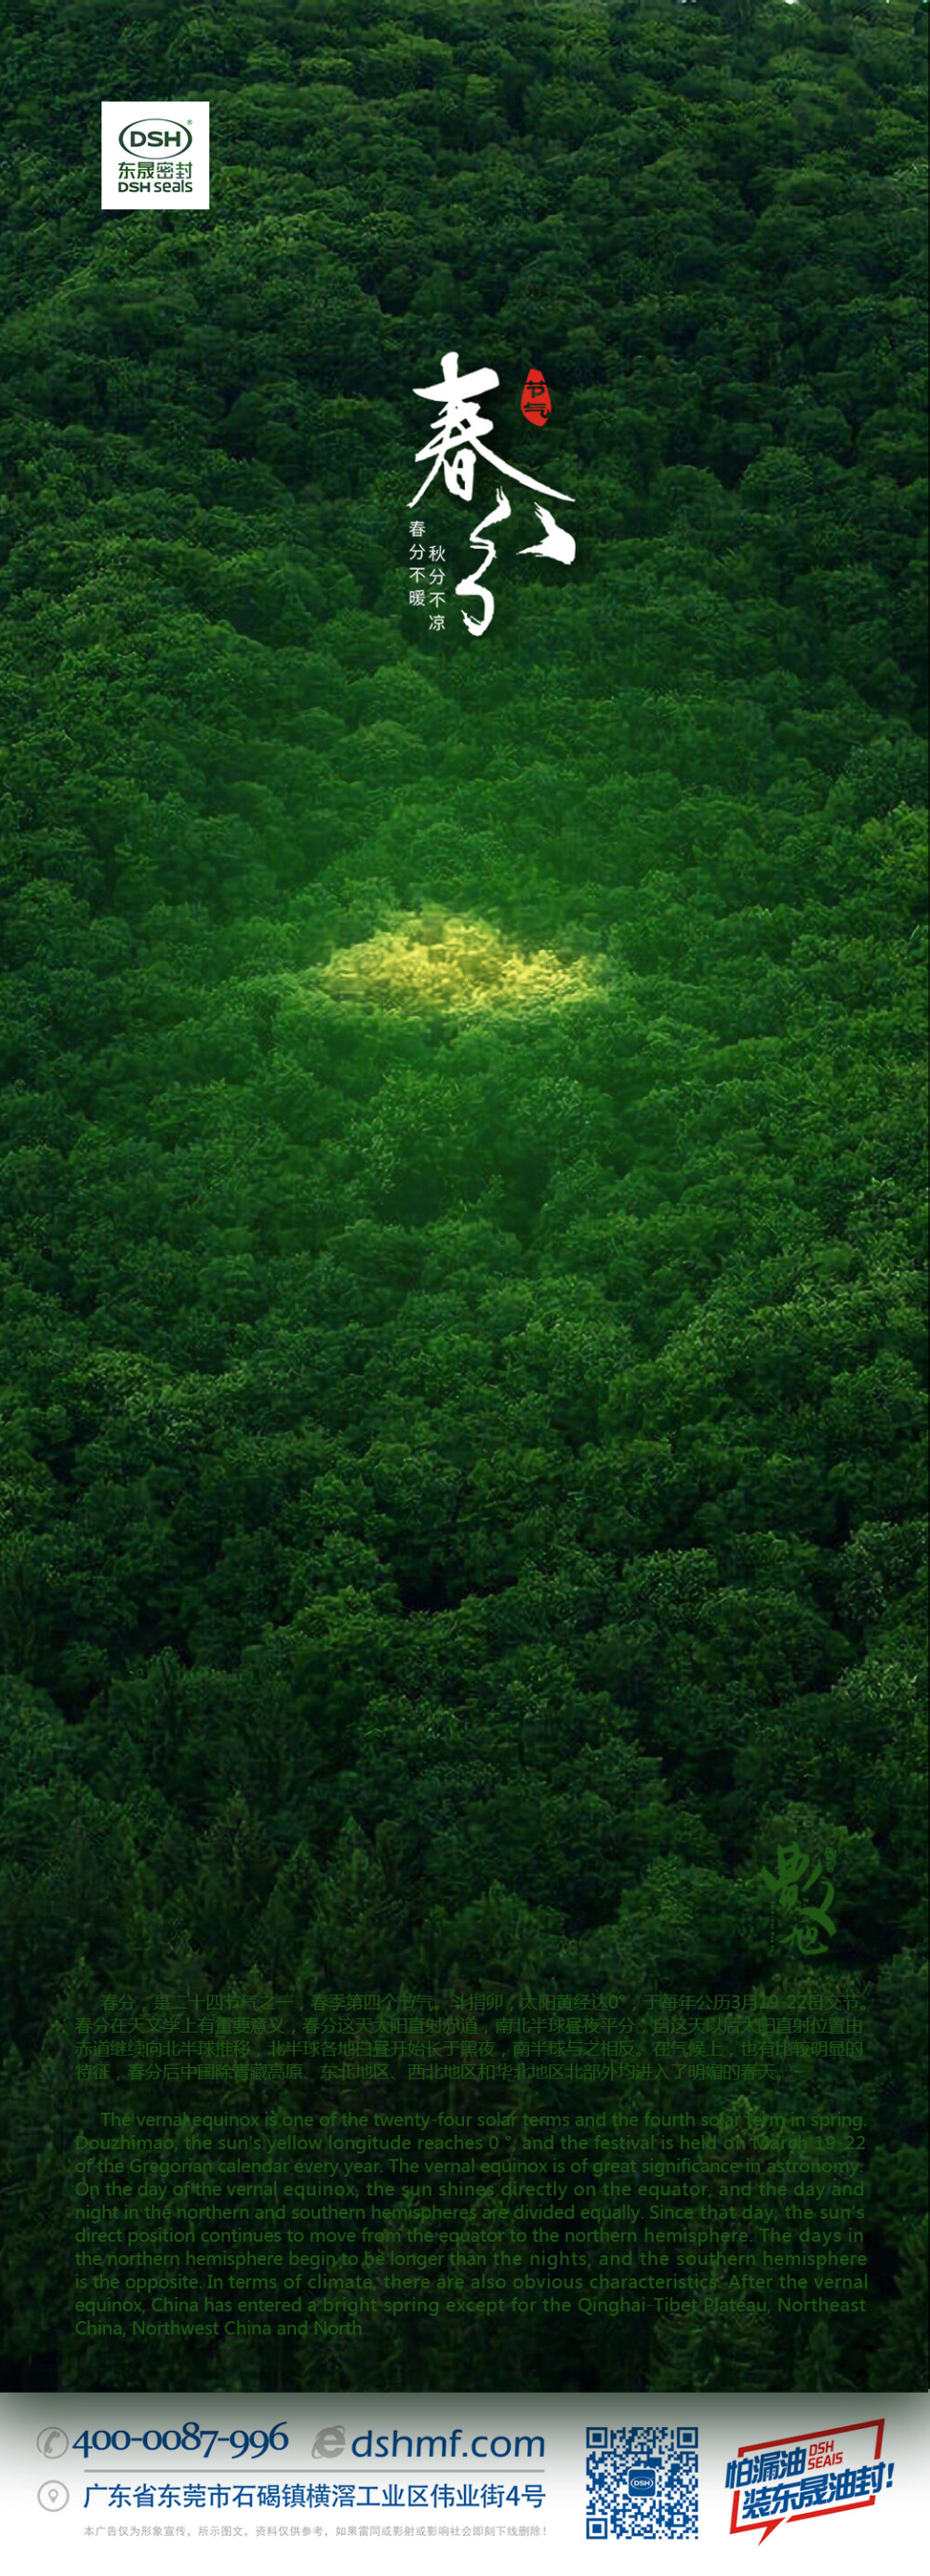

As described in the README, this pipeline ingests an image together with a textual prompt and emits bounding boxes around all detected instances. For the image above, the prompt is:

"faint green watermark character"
[762,1842,838,1956]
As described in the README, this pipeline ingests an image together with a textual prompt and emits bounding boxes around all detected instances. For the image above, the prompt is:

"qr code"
[586,2424,698,2539]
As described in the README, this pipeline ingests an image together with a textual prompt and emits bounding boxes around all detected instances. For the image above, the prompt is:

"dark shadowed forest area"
[0,0,926,2395]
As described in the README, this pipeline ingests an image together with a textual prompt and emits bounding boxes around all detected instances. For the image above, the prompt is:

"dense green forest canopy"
[0,0,926,2394]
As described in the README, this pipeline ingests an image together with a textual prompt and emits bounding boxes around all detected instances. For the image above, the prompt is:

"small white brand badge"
[101,102,209,210]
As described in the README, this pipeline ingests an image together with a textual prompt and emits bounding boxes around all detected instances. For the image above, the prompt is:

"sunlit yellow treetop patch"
[315,913,596,1015]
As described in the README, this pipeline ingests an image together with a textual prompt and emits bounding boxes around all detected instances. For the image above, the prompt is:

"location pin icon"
[38,2481,69,2510]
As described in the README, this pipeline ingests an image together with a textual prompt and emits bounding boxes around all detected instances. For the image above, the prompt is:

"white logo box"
[101,101,209,209]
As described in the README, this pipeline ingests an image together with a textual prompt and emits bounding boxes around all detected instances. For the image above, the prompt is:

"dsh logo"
[119,121,193,157]
[100,101,209,209]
